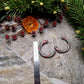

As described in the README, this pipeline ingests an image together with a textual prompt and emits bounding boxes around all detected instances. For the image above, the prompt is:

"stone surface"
[0,17,84,84]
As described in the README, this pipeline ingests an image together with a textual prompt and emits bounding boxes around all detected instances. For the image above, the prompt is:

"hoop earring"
[54,37,71,53]
[38,40,56,58]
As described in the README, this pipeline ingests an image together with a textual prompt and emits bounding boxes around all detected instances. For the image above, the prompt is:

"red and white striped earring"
[38,40,56,58]
[54,37,71,53]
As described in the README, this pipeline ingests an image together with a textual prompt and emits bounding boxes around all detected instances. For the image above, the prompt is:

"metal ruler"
[33,41,40,84]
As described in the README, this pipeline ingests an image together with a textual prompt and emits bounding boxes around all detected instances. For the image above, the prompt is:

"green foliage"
[0,0,7,11]
[0,0,65,17]
[65,0,84,56]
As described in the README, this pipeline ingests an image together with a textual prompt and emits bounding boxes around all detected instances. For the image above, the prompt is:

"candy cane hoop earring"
[54,37,71,53]
[38,40,56,58]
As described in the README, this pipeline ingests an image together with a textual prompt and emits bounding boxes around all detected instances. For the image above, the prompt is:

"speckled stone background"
[0,17,84,84]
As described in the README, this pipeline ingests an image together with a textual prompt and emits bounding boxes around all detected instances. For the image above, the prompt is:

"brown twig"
[0,22,22,32]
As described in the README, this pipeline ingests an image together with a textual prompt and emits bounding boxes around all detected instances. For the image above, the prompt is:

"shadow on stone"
[0,56,25,67]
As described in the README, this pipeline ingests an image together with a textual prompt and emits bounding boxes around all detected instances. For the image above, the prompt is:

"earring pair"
[38,37,71,58]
